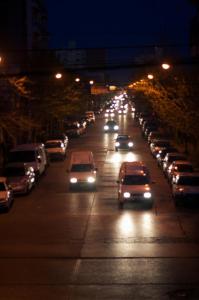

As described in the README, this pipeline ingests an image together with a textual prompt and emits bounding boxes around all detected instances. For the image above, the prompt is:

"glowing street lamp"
[55,73,62,79]
[89,80,94,85]
[75,77,80,82]
[147,74,154,80]
[161,63,170,70]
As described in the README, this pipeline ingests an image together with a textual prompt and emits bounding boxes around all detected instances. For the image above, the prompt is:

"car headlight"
[104,113,108,117]
[118,110,122,113]
[111,113,115,117]
[128,142,133,147]
[156,154,160,158]
[70,177,77,183]
[114,125,119,130]
[87,176,95,183]
[143,192,152,198]
[104,125,109,130]
[115,142,120,147]
[123,192,131,198]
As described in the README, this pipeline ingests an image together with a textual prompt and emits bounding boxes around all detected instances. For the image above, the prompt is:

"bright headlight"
[156,154,160,158]
[104,125,109,130]
[70,177,77,183]
[115,142,120,147]
[128,142,133,147]
[87,176,95,183]
[144,192,152,198]
[104,113,108,117]
[111,113,115,117]
[114,125,119,130]
[123,192,131,198]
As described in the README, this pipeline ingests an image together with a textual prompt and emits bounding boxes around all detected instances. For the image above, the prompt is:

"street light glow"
[147,74,154,80]
[75,77,80,82]
[89,80,94,85]
[162,63,170,70]
[55,73,62,79]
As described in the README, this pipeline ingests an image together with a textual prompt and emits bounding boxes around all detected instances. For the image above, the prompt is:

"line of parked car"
[137,109,199,206]
[0,111,96,212]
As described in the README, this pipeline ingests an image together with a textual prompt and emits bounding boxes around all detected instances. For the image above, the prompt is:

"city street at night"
[0,113,199,299]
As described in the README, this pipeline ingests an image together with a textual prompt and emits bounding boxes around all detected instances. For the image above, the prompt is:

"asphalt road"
[0,113,199,300]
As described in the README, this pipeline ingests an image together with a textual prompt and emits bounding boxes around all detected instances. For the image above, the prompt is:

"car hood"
[121,184,151,193]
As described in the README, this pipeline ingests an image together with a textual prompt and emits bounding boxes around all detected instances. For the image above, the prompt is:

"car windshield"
[123,175,149,185]
[71,164,93,172]
[46,142,62,148]
[154,141,170,147]
[9,151,35,163]
[177,165,194,172]
[177,176,199,186]
[0,182,6,191]
[5,167,25,177]
[117,136,129,140]
[106,121,116,126]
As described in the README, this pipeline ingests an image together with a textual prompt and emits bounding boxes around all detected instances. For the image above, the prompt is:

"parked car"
[0,177,14,211]
[117,161,153,208]
[162,153,187,175]
[150,139,171,157]
[48,133,68,148]
[172,173,199,206]
[8,143,47,178]
[104,120,119,132]
[168,160,194,183]
[4,163,35,194]
[64,122,81,137]
[115,134,134,151]
[85,111,95,123]
[45,139,67,160]
[156,147,178,167]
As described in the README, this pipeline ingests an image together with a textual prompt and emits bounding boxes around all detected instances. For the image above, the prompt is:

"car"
[85,111,95,123]
[0,177,14,211]
[48,133,68,148]
[117,161,153,208]
[168,160,194,183]
[104,111,115,118]
[64,122,81,137]
[156,147,178,167]
[162,153,187,175]
[172,173,199,206]
[104,120,119,132]
[4,163,35,194]
[150,139,171,157]
[67,151,98,190]
[114,134,134,151]
[45,139,67,160]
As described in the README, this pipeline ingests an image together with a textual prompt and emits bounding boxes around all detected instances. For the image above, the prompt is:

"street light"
[161,63,170,70]
[55,73,62,79]
[147,74,154,80]
[89,80,94,85]
[75,77,80,82]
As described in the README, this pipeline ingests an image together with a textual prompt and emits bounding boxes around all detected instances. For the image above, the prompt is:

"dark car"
[104,120,119,132]
[115,134,134,151]
[4,162,35,194]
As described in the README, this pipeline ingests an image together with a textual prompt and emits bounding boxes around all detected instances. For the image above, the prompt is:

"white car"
[45,140,66,160]
[0,177,14,211]
[172,173,199,206]
[117,162,153,209]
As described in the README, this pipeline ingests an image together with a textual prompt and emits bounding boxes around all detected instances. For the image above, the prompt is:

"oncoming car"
[117,161,153,209]
[115,134,134,151]
[67,151,98,190]
[104,120,119,132]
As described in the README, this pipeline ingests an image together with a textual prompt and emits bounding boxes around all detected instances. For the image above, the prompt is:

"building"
[0,0,48,72]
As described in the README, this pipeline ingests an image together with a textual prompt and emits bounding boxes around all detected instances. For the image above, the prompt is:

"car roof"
[45,140,63,143]
[5,162,27,168]
[176,172,199,178]
[172,160,192,166]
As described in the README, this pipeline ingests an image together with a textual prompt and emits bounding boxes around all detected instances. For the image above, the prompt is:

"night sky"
[46,0,195,49]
